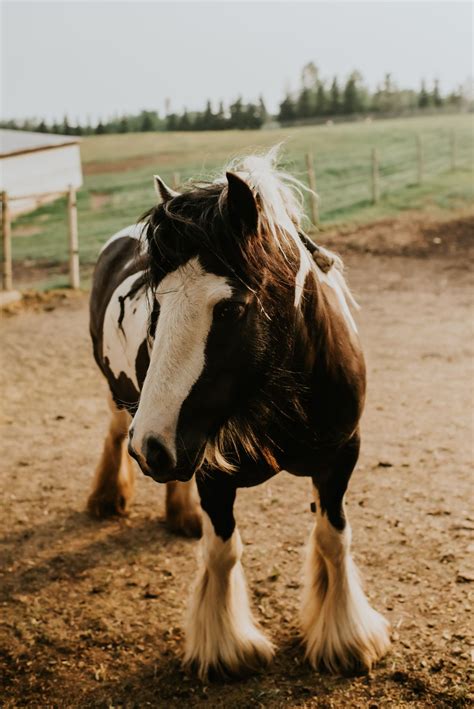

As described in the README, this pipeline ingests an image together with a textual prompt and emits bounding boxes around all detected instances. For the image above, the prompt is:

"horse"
[88,148,391,679]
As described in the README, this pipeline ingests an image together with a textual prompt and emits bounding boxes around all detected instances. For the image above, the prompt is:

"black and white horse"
[88,149,390,678]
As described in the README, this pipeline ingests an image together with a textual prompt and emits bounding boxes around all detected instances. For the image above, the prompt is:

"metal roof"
[0,129,80,158]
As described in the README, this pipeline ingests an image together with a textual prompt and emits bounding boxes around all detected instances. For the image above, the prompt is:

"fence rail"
[303,128,472,222]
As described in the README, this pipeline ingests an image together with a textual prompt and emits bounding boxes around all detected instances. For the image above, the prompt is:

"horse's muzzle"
[128,435,191,484]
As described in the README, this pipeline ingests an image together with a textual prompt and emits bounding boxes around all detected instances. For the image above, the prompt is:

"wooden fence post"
[1,191,13,291]
[450,131,457,171]
[172,172,180,190]
[371,148,380,204]
[416,134,424,185]
[305,152,319,225]
[67,186,80,289]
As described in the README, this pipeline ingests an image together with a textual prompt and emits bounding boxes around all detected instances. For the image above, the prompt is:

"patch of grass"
[10,113,473,289]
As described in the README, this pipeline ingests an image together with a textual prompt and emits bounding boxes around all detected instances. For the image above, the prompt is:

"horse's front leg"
[184,472,274,679]
[301,434,391,673]
[165,480,202,538]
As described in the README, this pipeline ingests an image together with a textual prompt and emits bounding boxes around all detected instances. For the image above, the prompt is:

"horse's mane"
[143,146,355,317]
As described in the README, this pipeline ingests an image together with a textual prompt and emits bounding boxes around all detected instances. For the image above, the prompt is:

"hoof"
[185,636,274,681]
[166,508,202,538]
[87,491,130,519]
[304,610,391,675]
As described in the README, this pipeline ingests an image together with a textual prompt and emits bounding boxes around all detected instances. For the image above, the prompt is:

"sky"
[1,0,472,123]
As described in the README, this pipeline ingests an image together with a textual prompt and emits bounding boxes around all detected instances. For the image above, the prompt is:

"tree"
[315,82,327,116]
[297,88,313,119]
[243,102,262,129]
[166,113,178,131]
[432,79,443,107]
[342,72,364,114]
[178,110,191,131]
[418,80,431,108]
[229,96,244,128]
[202,100,214,130]
[257,95,268,124]
[95,121,106,135]
[278,93,296,122]
[329,78,341,114]
[214,101,227,130]
[301,62,319,90]
[62,114,71,134]
[118,116,130,133]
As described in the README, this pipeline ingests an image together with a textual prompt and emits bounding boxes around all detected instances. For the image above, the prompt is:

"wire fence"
[302,128,473,221]
[3,120,473,291]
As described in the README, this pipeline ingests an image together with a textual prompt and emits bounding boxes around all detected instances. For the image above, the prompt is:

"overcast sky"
[2,1,472,123]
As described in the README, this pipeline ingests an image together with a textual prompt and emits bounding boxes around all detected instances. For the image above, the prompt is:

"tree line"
[278,64,464,123]
[1,63,468,136]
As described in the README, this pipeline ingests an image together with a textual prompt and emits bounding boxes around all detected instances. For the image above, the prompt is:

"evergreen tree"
[342,73,358,114]
[178,110,191,131]
[166,113,178,131]
[243,102,262,129]
[37,120,48,133]
[62,114,71,134]
[118,116,130,133]
[315,81,327,116]
[95,121,105,135]
[297,88,313,119]
[278,93,296,122]
[432,79,443,107]
[229,97,244,128]
[257,95,268,124]
[329,78,341,114]
[203,100,214,130]
[418,80,431,108]
[140,110,154,131]
[215,101,227,130]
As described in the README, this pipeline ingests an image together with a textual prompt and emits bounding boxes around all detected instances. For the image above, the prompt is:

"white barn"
[0,129,83,294]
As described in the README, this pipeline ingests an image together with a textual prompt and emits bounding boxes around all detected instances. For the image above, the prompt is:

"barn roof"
[0,129,80,158]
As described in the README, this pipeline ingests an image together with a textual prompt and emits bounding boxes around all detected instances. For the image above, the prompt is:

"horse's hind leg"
[165,480,202,538]
[301,433,390,673]
[87,397,135,518]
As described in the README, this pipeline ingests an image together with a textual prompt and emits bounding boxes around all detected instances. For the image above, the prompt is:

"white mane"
[216,146,358,329]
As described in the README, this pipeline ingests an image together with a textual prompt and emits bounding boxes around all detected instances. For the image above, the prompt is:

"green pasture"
[10,114,474,289]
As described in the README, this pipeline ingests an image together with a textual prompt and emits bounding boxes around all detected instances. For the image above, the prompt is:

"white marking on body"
[184,512,274,678]
[102,270,149,390]
[301,490,390,672]
[130,257,232,462]
[100,222,147,254]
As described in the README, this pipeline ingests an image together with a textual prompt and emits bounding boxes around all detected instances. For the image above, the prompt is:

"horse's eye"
[214,301,246,322]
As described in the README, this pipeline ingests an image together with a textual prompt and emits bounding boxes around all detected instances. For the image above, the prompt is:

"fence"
[3,118,472,290]
[301,127,472,224]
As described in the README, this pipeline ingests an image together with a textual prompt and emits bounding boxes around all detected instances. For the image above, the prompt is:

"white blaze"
[130,257,232,461]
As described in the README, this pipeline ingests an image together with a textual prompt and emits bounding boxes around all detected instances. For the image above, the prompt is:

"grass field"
[10,113,474,288]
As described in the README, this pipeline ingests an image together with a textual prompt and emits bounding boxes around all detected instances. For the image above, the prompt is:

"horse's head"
[128,151,314,483]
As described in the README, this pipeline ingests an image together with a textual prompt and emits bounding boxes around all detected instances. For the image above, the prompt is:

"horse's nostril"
[144,435,175,474]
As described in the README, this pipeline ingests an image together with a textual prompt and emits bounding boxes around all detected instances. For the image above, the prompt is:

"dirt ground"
[1,215,473,708]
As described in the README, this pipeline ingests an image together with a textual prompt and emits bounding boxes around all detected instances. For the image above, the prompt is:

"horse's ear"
[226,171,259,235]
[153,175,180,203]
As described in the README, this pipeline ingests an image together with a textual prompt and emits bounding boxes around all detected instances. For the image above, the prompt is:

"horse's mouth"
[142,467,192,484]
